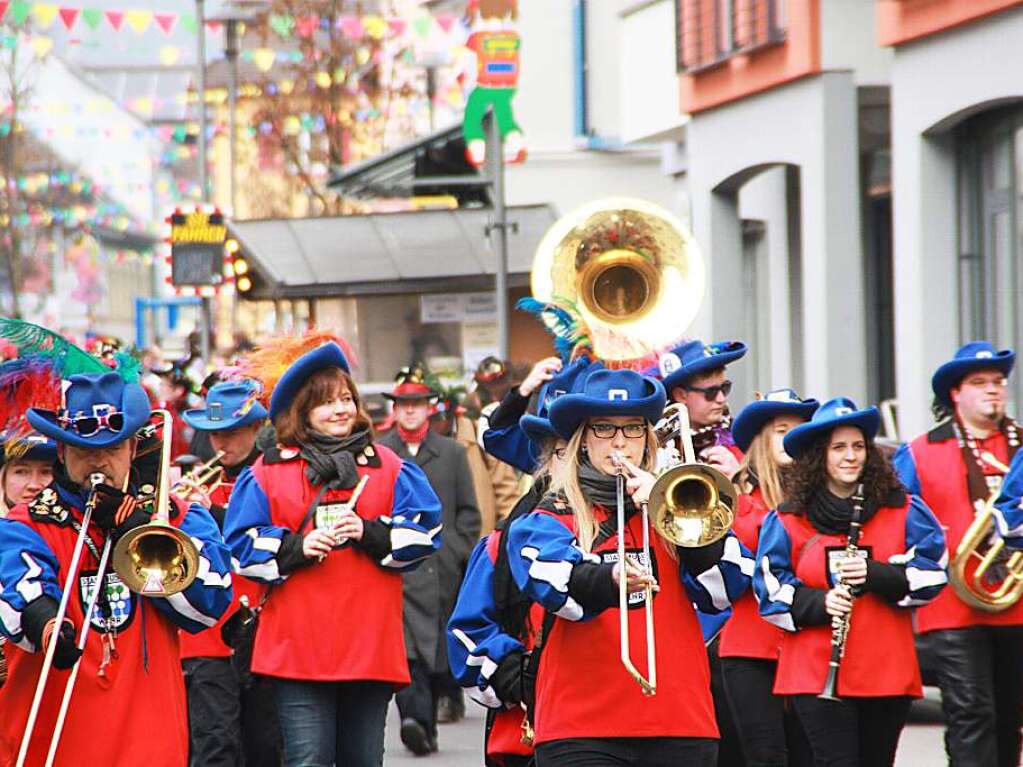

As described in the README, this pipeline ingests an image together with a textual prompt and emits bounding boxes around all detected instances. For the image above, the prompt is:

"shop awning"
[229,204,557,300]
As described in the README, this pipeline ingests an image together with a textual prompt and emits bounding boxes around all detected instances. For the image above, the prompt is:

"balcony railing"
[675,0,787,73]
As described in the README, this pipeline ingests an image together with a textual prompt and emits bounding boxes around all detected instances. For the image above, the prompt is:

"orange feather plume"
[240,331,358,407]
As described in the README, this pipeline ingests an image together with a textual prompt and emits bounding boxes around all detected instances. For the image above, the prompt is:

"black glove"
[490,649,526,706]
[90,483,150,538]
[45,619,82,671]
[21,597,81,670]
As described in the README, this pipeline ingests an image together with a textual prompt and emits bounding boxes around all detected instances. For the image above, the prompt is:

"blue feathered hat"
[519,358,601,446]
[184,379,268,432]
[932,341,1015,407]
[269,342,350,420]
[0,432,57,468]
[656,339,747,392]
[782,397,880,459]
[27,371,151,449]
[732,389,819,453]
[548,368,666,440]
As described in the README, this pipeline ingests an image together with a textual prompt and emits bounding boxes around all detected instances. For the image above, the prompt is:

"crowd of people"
[0,318,1022,767]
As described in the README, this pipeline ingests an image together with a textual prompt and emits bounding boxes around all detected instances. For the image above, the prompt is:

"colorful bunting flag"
[8,2,31,26]
[153,12,175,34]
[31,1,57,28]
[57,6,77,28]
[123,8,150,34]
[80,7,101,29]
[104,9,123,30]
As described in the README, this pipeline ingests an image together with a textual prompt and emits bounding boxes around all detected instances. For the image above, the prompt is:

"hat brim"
[662,344,747,392]
[783,407,880,459]
[520,414,557,445]
[382,391,439,402]
[0,443,57,467]
[732,399,819,453]
[26,383,152,449]
[932,350,1015,406]
[269,343,351,419]
[548,389,666,441]
[182,403,268,432]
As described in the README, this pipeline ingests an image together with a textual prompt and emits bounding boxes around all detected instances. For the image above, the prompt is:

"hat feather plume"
[241,331,358,406]
[0,319,108,378]
[0,358,62,439]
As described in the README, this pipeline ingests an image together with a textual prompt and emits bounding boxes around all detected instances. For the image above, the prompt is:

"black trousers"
[790,695,911,767]
[721,657,813,767]
[930,625,1023,767]
[707,638,746,767]
[183,657,281,767]
[535,737,718,767]
[394,659,450,738]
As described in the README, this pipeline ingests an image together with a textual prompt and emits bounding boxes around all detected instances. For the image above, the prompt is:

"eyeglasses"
[58,411,125,436]
[684,380,732,401]
[588,422,647,440]
[553,447,567,459]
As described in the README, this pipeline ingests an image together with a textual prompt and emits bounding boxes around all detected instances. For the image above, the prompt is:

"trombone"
[173,450,226,503]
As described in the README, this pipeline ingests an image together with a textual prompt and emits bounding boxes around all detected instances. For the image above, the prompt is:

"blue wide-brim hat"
[932,341,1015,407]
[519,358,602,447]
[656,339,747,392]
[0,433,57,467]
[269,342,350,420]
[520,413,558,444]
[548,368,666,440]
[184,379,268,432]
[27,371,152,449]
[732,389,819,453]
[783,397,880,459]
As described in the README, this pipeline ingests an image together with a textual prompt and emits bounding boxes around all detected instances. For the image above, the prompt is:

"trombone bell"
[112,523,199,597]
[648,463,735,548]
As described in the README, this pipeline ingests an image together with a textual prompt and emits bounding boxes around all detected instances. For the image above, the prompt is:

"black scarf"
[807,486,873,535]
[578,456,637,516]
[299,428,372,490]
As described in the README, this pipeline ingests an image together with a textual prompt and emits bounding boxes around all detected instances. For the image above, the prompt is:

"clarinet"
[819,483,865,701]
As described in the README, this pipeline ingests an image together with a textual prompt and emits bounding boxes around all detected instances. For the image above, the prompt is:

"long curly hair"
[783,432,905,514]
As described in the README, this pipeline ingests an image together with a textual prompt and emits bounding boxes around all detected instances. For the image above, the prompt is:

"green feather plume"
[0,319,139,381]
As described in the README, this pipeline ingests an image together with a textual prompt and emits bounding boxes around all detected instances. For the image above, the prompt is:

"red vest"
[532,508,718,744]
[772,502,922,697]
[720,489,783,660]
[179,476,264,660]
[0,506,190,766]
[247,447,410,684]
[907,430,1023,632]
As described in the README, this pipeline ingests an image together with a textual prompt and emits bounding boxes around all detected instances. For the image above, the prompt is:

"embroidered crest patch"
[28,488,71,526]
[78,570,135,633]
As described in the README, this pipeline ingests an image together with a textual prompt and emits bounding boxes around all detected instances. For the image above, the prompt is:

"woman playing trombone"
[755,398,948,767]
[506,368,753,766]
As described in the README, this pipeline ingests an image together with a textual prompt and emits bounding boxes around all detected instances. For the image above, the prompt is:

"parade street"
[384,697,949,766]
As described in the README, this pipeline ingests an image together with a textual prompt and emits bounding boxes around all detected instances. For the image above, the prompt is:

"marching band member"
[894,342,1023,767]
[179,379,280,767]
[757,398,947,767]
[655,339,747,477]
[507,368,753,766]
[0,369,233,766]
[224,341,442,767]
[379,365,481,751]
[0,434,56,517]
[721,390,818,767]
[448,359,595,767]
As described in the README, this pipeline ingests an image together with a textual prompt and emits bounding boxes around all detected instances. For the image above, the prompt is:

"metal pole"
[195,0,212,361]
[485,111,510,360]
[226,20,239,214]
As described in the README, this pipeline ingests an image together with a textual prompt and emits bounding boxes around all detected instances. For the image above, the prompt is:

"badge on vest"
[314,475,370,549]
[824,545,872,588]
[29,487,71,526]
[78,569,135,633]
[599,548,659,608]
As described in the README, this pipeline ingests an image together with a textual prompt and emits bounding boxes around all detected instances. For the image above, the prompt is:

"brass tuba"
[112,410,200,597]
[531,197,705,364]
[949,451,1023,612]
[650,403,736,547]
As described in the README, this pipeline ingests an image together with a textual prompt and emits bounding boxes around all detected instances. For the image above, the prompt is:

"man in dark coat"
[379,365,481,756]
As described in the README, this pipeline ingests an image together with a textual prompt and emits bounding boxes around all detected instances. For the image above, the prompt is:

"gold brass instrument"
[949,451,1023,612]
[531,197,705,363]
[112,410,200,597]
[173,450,226,502]
[650,403,736,548]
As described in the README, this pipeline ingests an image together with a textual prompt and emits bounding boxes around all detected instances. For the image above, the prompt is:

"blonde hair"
[552,420,658,552]
[736,418,787,509]
[0,465,8,518]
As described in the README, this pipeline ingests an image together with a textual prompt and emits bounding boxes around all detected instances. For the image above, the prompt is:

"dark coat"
[379,429,481,672]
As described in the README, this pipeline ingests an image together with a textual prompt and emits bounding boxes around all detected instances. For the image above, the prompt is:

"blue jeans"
[272,678,392,767]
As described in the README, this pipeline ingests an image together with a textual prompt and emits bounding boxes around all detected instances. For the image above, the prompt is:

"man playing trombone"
[0,369,233,766]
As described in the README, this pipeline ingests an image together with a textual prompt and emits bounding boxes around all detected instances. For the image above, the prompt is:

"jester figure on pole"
[463,0,526,168]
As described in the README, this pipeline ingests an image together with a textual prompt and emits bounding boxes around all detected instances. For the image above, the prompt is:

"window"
[675,0,787,72]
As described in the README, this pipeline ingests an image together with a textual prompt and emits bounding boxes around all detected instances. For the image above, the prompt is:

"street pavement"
[381,692,948,765]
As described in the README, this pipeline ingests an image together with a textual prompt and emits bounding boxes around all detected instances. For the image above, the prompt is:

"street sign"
[168,210,227,286]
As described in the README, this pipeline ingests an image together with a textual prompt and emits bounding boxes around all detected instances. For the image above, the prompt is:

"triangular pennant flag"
[412,14,432,38]
[58,6,78,29]
[179,12,196,32]
[269,13,293,37]
[0,3,9,23]
[8,1,29,25]
[105,9,123,30]
[205,19,220,32]
[339,16,363,40]
[362,15,386,40]
[436,14,456,34]
[154,12,175,34]
[252,47,275,72]
[124,9,151,34]
[80,7,101,29]
[32,3,59,29]
[387,18,406,37]
[296,13,317,37]
[31,35,53,57]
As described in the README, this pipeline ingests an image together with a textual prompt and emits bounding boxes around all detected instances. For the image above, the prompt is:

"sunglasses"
[684,380,732,401]
[58,411,126,436]
[588,422,647,440]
